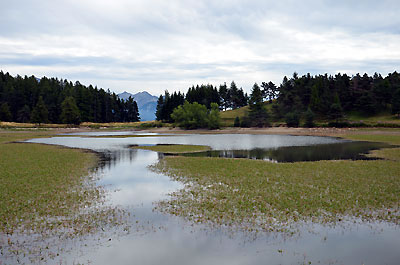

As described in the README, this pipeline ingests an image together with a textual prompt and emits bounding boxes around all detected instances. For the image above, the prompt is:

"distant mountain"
[118,91,158,121]
[118,91,134,101]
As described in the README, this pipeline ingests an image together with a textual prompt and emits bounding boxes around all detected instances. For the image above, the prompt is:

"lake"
[24,132,399,265]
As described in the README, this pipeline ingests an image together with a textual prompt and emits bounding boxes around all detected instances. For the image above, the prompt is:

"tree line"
[156,82,248,122]
[272,72,400,121]
[0,71,140,124]
[156,71,400,128]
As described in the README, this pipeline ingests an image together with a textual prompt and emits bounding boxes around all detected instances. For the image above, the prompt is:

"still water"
[25,132,399,265]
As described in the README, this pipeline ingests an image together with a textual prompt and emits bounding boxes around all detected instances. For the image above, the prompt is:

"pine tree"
[261,81,277,102]
[60,96,81,125]
[219,83,228,110]
[304,108,315,128]
[129,100,140,122]
[309,83,321,112]
[234,116,240,127]
[229,81,239,109]
[0,102,12,121]
[155,95,164,121]
[392,88,400,117]
[248,83,270,127]
[17,105,31,123]
[31,96,49,125]
[328,92,344,122]
[207,103,220,129]
[285,112,300,127]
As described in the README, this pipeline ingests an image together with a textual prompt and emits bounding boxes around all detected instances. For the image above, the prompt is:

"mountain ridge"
[118,91,158,121]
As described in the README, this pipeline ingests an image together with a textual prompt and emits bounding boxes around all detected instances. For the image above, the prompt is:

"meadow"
[152,130,400,232]
[0,130,128,262]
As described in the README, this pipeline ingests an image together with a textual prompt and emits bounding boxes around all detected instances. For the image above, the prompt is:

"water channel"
[24,132,399,264]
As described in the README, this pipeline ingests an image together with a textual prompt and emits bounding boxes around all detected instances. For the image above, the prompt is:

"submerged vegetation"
[0,131,129,262]
[152,131,400,233]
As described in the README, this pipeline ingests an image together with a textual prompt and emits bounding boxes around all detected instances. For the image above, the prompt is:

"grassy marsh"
[152,131,400,232]
[0,131,129,262]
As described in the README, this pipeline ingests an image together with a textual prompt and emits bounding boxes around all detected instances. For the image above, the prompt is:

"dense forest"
[0,71,140,124]
[2,70,400,127]
[156,72,400,127]
[273,72,400,119]
[156,82,248,122]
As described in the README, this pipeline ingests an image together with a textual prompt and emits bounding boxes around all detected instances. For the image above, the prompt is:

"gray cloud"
[1,0,399,95]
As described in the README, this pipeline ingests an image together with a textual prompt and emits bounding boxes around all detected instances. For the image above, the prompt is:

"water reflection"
[23,133,400,265]
[96,148,139,171]
[180,141,394,162]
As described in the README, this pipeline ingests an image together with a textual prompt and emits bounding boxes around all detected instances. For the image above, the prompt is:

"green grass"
[0,131,128,262]
[341,131,400,161]
[133,144,210,154]
[220,108,247,119]
[219,103,274,127]
[0,120,170,130]
[219,105,400,127]
[152,132,400,232]
[346,111,400,124]
[220,105,249,125]
[342,133,400,145]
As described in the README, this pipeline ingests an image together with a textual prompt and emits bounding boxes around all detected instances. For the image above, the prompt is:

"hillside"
[220,104,400,127]
[220,106,249,126]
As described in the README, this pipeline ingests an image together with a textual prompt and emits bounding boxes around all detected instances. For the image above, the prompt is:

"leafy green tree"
[60,96,81,125]
[31,96,49,125]
[207,103,221,129]
[171,101,208,129]
[0,102,12,121]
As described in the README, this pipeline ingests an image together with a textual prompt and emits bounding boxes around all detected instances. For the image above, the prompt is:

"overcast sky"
[1,0,399,95]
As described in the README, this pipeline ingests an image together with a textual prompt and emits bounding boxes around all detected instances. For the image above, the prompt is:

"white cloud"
[1,0,399,95]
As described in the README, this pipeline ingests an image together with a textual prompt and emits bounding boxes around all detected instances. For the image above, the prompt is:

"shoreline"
[2,126,400,140]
